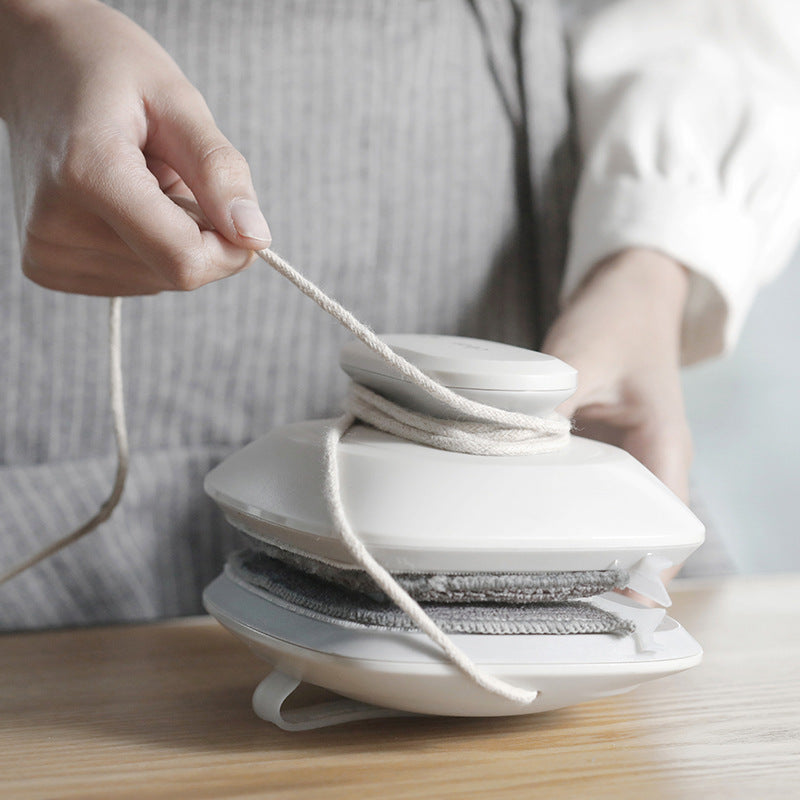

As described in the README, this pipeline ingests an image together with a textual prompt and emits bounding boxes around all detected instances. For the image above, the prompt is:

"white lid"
[339,335,577,392]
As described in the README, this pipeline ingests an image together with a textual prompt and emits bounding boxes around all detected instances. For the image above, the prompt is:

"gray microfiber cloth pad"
[240,536,630,604]
[229,550,635,637]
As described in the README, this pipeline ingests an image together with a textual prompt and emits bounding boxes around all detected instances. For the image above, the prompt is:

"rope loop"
[345,383,570,457]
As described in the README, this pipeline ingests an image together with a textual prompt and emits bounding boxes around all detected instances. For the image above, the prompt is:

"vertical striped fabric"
[0,0,577,629]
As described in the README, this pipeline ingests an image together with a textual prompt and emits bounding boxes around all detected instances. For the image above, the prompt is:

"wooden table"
[2,573,799,799]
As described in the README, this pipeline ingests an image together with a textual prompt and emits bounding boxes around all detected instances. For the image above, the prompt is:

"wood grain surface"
[1,573,799,800]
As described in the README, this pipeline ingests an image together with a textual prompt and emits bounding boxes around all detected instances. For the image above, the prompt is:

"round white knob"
[339,334,576,418]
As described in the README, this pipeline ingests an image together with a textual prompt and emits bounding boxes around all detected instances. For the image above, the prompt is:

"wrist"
[584,248,689,312]
[545,247,689,372]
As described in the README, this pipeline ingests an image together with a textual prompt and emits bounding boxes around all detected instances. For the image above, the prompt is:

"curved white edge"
[211,505,702,574]
[204,422,705,572]
[339,335,578,392]
[204,573,702,718]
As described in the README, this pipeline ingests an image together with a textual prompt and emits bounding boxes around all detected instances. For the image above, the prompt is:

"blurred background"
[684,246,800,574]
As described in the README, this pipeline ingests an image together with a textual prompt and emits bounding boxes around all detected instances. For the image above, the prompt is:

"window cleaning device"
[203,333,704,731]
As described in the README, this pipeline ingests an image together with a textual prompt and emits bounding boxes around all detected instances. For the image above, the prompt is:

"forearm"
[548,249,689,371]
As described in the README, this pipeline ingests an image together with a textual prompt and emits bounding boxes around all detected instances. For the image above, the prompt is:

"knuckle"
[57,141,121,209]
[196,141,249,182]
[161,247,207,291]
[57,136,97,193]
[55,126,126,198]
[181,83,212,114]
[218,250,256,279]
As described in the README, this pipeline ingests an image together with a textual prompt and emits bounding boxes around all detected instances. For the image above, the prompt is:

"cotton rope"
[345,382,568,456]
[1,246,572,706]
[0,297,129,586]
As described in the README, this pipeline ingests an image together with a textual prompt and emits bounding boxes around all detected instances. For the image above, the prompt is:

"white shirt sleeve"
[564,0,800,363]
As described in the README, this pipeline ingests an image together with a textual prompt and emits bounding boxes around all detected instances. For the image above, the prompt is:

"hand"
[542,248,692,503]
[0,0,271,296]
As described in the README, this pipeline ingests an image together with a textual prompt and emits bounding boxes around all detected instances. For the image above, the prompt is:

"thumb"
[145,87,272,249]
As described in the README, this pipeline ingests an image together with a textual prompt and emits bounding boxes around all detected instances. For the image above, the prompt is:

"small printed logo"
[453,341,489,351]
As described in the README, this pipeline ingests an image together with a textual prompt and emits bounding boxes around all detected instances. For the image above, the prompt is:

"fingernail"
[230,198,272,246]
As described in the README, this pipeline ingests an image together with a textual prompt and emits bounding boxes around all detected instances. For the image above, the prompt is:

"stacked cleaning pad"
[228,539,636,636]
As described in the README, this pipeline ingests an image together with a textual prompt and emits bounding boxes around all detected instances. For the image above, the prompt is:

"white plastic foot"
[252,670,417,731]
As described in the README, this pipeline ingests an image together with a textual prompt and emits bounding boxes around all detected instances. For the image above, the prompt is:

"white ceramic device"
[203,335,704,730]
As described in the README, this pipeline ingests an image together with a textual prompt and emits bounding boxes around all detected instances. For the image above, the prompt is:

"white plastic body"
[204,572,702,718]
[205,420,705,573]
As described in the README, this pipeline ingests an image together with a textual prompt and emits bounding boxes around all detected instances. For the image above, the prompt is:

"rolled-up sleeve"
[565,0,800,363]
